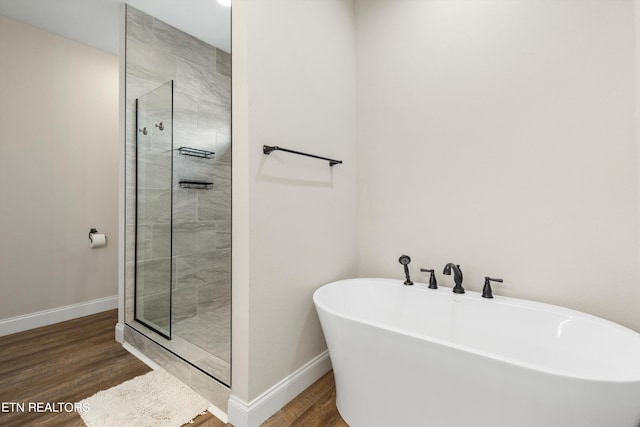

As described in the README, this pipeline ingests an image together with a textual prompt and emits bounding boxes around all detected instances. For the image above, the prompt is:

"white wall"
[233,0,358,402]
[356,0,640,331]
[0,16,119,321]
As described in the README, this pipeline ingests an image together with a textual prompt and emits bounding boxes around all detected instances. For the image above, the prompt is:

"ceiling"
[0,0,231,55]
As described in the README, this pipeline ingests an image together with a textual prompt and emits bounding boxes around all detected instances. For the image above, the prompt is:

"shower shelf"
[178,146,215,159]
[179,180,214,189]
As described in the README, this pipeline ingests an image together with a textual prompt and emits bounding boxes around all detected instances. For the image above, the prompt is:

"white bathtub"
[313,278,640,427]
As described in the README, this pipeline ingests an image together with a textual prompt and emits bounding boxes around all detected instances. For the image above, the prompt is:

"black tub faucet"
[443,263,464,294]
[399,255,413,286]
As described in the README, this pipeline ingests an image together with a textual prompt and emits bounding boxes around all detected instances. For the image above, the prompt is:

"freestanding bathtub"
[313,278,640,427]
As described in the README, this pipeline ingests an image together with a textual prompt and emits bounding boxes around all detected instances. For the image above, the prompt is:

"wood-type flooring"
[0,309,346,426]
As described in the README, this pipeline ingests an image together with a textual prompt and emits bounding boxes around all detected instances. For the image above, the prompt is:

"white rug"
[78,370,210,427]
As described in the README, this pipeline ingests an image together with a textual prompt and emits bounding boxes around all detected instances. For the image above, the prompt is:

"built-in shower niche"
[135,80,174,339]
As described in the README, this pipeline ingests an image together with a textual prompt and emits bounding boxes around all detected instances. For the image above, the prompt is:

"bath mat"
[78,369,209,427]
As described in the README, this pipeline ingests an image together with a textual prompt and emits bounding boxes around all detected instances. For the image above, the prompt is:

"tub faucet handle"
[420,268,438,289]
[399,255,413,286]
[482,277,504,299]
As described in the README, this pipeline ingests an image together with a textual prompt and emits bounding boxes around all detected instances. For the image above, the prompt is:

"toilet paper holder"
[89,228,107,248]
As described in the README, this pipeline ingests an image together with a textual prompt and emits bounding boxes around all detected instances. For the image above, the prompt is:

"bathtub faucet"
[443,263,464,294]
[399,255,413,286]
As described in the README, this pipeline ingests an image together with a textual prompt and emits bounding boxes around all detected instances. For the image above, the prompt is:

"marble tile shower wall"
[125,6,231,327]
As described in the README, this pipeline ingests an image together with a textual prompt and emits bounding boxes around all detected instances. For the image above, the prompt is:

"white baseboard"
[0,295,118,337]
[228,350,332,427]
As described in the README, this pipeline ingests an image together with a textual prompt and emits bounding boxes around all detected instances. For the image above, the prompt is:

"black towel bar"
[263,145,342,167]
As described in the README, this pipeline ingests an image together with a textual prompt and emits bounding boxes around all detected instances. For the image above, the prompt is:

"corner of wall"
[231,0,251,405]
[117,0,127,331]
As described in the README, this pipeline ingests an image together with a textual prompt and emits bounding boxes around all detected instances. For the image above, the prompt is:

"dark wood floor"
[261,371,348,427]
[0,310,151,426]
[0,309,346,426]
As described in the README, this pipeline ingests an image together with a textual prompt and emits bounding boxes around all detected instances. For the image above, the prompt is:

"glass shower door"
[134,80,173,339]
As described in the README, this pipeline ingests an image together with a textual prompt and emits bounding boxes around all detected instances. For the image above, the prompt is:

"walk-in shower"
[124,5,231,391]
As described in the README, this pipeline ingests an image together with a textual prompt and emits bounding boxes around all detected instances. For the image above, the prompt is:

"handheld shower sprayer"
[399,255,413,286]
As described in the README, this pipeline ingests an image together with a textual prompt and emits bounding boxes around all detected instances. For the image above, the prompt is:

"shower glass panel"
[135,80,173,339]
